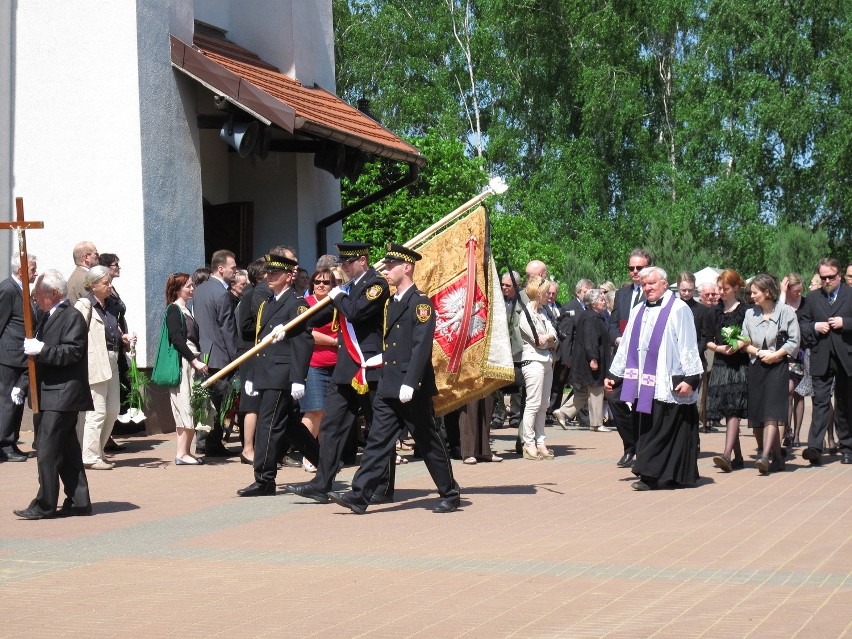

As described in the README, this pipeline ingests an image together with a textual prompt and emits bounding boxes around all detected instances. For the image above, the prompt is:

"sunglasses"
[819,273,839,281]
[313,279,332,285]
[627,266,644,272]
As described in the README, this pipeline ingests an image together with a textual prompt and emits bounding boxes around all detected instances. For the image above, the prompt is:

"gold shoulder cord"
[382,298,390,349]
[255,301,266,345]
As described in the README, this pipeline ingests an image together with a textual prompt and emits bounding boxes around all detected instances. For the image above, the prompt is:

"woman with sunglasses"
[299,269,339,472]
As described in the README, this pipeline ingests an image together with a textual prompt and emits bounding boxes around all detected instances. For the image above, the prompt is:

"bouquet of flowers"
[118,334,148,424]
[189,354,213,432]
[721,325,746,349]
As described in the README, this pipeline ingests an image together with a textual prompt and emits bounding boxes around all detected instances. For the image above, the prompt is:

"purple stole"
[621,293,676,414]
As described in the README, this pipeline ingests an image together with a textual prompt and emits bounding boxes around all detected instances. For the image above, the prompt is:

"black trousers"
[309,382,393,496]
[808,354,851,454]
[349,393,459,507]
[31,410,90,515]
[608,380,637,454]
[0,364,26,450]
[254,389,319,485]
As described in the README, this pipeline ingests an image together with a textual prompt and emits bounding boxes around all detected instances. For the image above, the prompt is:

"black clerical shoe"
[13,507,55,520]
[0,447,27,462]
[328,491,367,514]
[236,482,275,497]
[432,496,460,513]
[369,493,394,505]
[278,455,302,469]
[841,452,852,465]
[631,480,653,491]
[284,483,330,504]
[802,447,822,466]
[56,504,93,517]
[616,451,635,468]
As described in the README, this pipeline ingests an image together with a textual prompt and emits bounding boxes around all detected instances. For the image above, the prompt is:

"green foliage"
[332,0,851,285]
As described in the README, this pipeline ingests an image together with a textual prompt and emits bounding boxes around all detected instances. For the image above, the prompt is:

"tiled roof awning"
[169,32,424,166]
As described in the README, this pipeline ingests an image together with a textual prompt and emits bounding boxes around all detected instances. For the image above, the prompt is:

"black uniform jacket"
[377,286,438,399]
[33,301,93,412]
[331,268,389,385]
[252,288,313,390]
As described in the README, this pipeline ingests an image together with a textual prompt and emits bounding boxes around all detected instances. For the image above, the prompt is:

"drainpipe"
[316,162,420,259]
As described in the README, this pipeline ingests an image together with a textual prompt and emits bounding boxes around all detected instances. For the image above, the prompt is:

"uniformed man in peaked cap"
[284,242,395,504]
[329,243,461,514]
[237,251,316,496]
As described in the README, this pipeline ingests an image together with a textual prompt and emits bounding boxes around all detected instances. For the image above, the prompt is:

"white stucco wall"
[12,1,147,342]
[0,2,13,272]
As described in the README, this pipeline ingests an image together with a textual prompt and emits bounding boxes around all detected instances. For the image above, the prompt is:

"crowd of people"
[2,237,850,519]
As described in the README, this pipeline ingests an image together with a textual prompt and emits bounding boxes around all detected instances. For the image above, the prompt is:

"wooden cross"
[0,198,44,412]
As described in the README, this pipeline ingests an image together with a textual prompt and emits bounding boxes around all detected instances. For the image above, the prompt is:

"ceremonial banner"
[412,205,514,415]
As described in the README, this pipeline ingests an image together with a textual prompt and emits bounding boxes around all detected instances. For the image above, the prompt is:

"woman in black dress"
[707,269,749,472]
[740,274,800,474]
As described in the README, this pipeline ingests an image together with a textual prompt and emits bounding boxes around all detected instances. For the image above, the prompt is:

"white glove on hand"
[291,383,305,401]
[23,338,44,356]
[11,387,24,406]
[399,384,414,403]
[328,286,346,300]
[244,380,258,397]
[270,324,286,343]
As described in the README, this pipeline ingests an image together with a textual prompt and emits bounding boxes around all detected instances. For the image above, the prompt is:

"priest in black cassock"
[605,266,704,491]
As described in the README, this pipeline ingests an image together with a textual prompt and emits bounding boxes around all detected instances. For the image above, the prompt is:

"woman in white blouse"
[518,276,559,460]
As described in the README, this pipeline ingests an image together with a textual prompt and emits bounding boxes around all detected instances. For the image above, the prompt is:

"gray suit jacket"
[66,266,88,305]
[192,277,238,369]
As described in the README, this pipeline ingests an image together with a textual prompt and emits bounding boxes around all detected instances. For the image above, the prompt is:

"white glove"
[11,387,24,406]
[23,338,44,356]
[244,380,258,397]
[270,324,286,343]
[399,384,414,403]
[291,383,305,401]
[328,286,346,300]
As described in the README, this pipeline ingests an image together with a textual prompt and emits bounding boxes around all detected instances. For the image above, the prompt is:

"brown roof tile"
[170,31,423,166]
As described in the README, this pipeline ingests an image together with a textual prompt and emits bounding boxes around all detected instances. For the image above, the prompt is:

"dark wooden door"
[203,202,254,267]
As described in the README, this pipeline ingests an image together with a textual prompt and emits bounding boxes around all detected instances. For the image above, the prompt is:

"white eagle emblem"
[434,286,486,344]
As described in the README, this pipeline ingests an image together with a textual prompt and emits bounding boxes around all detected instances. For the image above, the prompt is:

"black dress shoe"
[236,482,275,497]
[841,453,852,465]
[13,507,54,520]
[369,493,394,505]
[0,447,27,462]
[328,491,367,514]
[616,451,635,468]
[56,505,93,517]
[432,496,460,513]
[802,447,822,466]
[104,439,126,452]
[239,453,253,465]
[284,483,330,504]
[631,480,652,491]
[278,455,302,469]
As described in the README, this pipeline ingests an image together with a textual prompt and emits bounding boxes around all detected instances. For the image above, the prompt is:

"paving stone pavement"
[1,413,851,638]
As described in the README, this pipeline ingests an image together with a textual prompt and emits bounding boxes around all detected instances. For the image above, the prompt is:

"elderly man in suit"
[192,249,238,456]
[329,244,460,514]
[800,258,852,466]
[605,248,654,467]
[237,251,316,496]
[66,241,99,304]
[14,270,93,519]
[0,253,37,462]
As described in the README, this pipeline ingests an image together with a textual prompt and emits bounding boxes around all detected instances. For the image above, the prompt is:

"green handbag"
[151,305,183,386]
